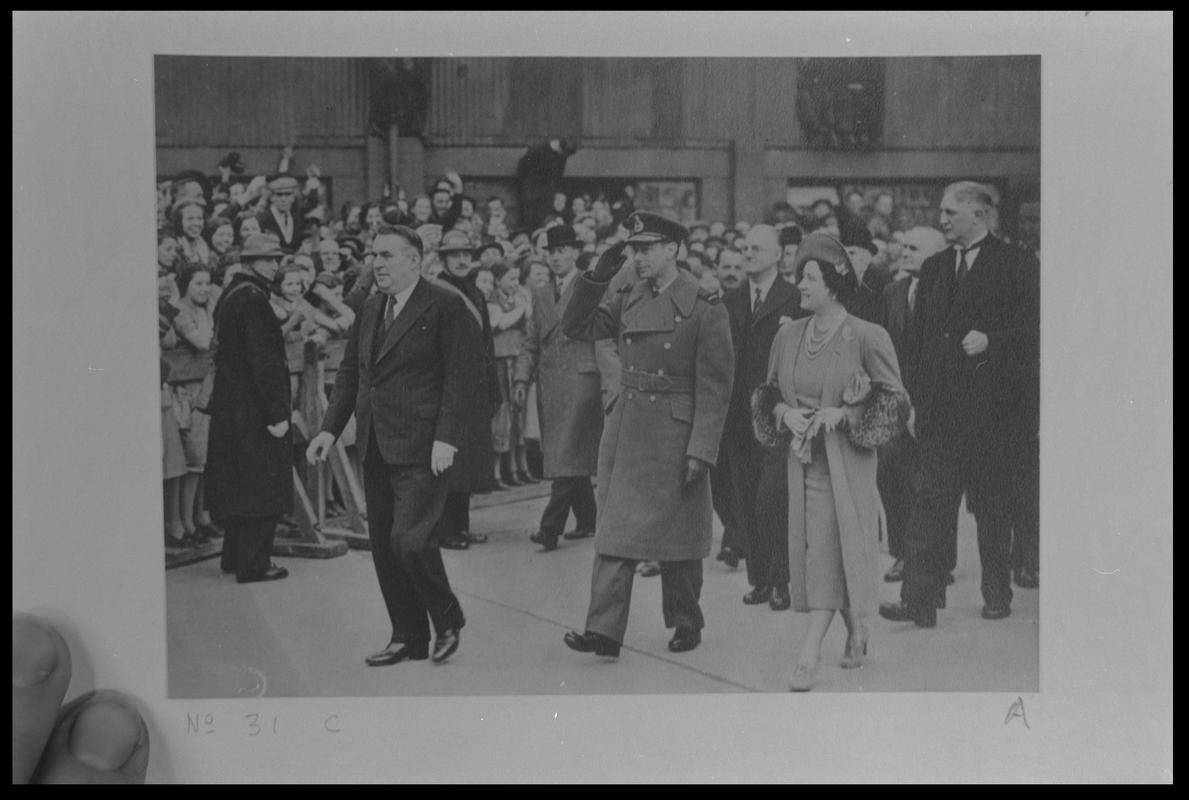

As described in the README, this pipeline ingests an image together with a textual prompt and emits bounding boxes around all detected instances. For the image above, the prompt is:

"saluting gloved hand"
[589,241,628,283]
[680,456,710,491]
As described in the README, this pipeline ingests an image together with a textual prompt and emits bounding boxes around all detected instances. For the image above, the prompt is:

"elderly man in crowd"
[880,182,1039,628]
[560,212,734,657]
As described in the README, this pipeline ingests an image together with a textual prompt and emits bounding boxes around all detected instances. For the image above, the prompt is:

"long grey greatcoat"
[563,269,734,561]
[765,315,904,618]
[512,275,613,478]
[204,271,294,519]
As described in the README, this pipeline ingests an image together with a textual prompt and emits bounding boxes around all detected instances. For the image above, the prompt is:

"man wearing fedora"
[561,211,734,657]
[430,230,499,549]
[204,233,293,583]
[307,225,475,666]
[512,225,612,551]
[256,175,303,253]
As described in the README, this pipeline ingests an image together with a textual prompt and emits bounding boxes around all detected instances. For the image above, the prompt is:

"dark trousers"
[585,555,704,644]
[363,444,464,645]
[539,476,596,536]
[901,421,1014,611]
[432,492,472,542]
[220,515,279,579]
[711,450,745,553]
[728,435,789,589]
[1010,433,1040,574]
[877,436,920,561]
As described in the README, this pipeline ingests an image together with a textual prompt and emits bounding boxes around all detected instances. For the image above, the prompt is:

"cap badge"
[633,216,644,233]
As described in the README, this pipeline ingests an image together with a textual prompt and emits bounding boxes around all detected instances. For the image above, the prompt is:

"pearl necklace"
[804,312,845,359]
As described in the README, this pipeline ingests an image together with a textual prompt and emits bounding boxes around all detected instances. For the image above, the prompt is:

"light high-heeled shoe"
[787,657,820,692]
[841,624,869,669]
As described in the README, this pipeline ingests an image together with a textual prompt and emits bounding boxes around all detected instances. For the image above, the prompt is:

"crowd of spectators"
[158,147,1039,569]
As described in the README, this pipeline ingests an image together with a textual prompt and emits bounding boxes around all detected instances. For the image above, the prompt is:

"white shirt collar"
[388,275,420,308]
[652,271,679,296]
[747,270,779,302]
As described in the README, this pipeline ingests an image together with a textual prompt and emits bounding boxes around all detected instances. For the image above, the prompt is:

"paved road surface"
[167,490,1037,697]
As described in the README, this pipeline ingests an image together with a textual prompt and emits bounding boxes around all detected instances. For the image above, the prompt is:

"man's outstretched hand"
[13,613,149,783]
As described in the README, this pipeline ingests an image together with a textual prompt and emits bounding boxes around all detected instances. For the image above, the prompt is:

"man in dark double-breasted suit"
[307,225,476,667]
[880,183,1039,628]
[722,224,807,611]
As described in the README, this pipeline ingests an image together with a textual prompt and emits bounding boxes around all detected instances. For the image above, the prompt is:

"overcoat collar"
[946,235,1000,325]
[751,274,797,328]
[623,268,698,333]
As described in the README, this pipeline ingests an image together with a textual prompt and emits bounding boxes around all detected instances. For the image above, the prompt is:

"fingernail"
[12,614,60,687]
[69,695,144,771]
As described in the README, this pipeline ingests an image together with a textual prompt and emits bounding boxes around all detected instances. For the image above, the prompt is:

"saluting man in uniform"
[560,211,734,656]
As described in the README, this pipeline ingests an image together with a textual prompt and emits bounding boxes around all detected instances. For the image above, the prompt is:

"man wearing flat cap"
[205,233,293,583]
[307,224,476,666]
[513,224,616,551]
[256,175,303,253]
[561,211,734,657]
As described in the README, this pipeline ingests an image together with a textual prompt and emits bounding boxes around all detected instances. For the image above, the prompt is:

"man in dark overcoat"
[723,224,807,611]
[204,233,293,583]
[307,225,475,666]
[879,183,1040,628]
[560,212,734,657]
[512,225,615,550]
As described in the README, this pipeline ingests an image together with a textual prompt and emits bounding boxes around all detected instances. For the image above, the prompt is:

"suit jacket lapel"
[360,293,381,368]
[376,280,432,364]
[752,278,795,329]
[540,278,568,339]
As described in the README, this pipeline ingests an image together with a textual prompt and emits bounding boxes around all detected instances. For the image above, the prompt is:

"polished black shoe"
[1014,567,1039,589]
[668,627,701,653]
[529,531,558,551]
[365,640,429,667]
[462,530,489,544]
[769,585,791,611]
[440,536,470,551]
[637,561,661,577]
[562,528,594,541]
[883,558,904,582]
[981,603,1012,620]
[236,564,289,584]
[878,600,936,628]
[563,629,620,657]
[742,586,772,605]
[717,546,741,568]
[432,628,461,663]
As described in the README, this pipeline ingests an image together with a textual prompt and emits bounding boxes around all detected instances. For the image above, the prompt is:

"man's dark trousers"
[220,516,279,580]
[729,435,789,590]
[363,436,465,646]
[540,476,596,537]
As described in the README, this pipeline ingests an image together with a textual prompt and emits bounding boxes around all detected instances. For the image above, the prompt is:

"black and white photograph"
[14,11,1171,783]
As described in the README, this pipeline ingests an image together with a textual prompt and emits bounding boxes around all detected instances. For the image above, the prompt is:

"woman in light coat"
[755,233,909,691]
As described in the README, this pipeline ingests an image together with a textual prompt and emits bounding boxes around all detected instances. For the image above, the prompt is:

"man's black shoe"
[981,604,1011,620]
[769,585,791,611]
[717,546,740,568]
[883,558,904,582]
[529,531,558,551]
[432,628,461,663]
[668,627,701,653]
[365,641,429,666]
[878,600,936,628]
[562,528,594,540]
[563,629,620,657]
[236,564,289,584]
[742,586,772,605]
[440,537,470,551]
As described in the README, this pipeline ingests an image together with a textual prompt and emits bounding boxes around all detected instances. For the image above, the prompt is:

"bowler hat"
[268,176,299,194]
[475,241,506,259]
[791,232,854,278]
[624,211,688,246]
[544,225,581,249]
[438,230,474,253]
[240,233,285,260]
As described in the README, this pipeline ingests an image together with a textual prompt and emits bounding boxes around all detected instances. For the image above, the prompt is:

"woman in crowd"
[409,194,434,226]
[309,272,356,337]
[173,199,211,269]
[158,228,180,275]
[170,265,222,545]
[361,202,384,241]
[202,217,236,286]
[234,212,262,247]
[755,233,908,692]
[483,261,536,487]
[161,358,191,549]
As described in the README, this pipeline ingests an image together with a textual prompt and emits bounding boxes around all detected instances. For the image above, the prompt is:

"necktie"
[385,295,398,329]
[752,286,763,315]
[553,280,561,303]
[907,278,918,316]
[952,246,974,303]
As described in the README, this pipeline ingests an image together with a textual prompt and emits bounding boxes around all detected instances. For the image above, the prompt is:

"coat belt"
[620,369,693,394]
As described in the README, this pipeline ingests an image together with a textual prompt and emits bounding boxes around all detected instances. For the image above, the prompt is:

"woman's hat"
[240,233,285,260]
[791,232,854,278]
